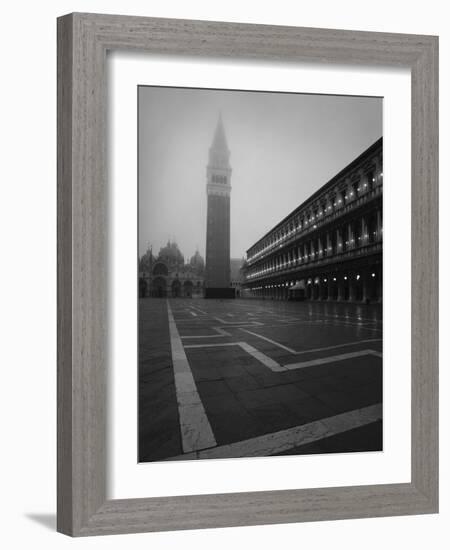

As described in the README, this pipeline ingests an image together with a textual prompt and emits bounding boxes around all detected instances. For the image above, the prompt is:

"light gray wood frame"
[57,12,439,536]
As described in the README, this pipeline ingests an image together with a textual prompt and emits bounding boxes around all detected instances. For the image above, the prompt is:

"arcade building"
[243,138,383,303]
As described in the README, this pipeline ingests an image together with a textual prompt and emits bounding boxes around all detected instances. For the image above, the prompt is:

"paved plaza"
[139,298,382,462]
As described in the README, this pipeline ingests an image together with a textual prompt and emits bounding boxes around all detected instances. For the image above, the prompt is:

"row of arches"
[142,277,203,298]
[246,209,382,281]
[247,267,382,303]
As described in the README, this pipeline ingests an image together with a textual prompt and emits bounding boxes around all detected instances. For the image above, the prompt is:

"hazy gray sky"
[138,87,382,260]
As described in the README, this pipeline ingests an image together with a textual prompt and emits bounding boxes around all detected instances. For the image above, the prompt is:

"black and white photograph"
[1,0,444,543]
[138,86,383,462]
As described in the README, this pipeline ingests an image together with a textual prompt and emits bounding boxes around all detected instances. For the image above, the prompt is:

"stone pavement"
[139,298,382,462]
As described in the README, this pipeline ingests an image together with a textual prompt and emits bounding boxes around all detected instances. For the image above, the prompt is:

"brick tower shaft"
[205,114,234,298]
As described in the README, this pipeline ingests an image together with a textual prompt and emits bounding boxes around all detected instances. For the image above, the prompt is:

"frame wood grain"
[57,12,438,536]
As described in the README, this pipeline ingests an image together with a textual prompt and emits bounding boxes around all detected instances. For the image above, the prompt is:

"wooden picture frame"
[57,12,438,536]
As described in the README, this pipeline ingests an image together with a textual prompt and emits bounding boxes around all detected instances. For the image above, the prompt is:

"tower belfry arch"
[204,114,234,298]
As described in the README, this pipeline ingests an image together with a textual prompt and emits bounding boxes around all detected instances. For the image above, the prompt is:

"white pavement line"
[238,342,287,372]
[240,328,381,356]
[337,322,383,332]
[167,301,216,453]
[184,339,381,373]
[171,403,382,459]
[181,326,232,339]
[226,322,264,327]
[184,342,238,349]
[239,328,297,354]
[215,327,232,337]
[213,317,263,326]
[191,306,207,314]
[184,341,287,372]
[181,335,227,339]
[213,316,230,324]
[292,339,382,355]
[285,349,382,370]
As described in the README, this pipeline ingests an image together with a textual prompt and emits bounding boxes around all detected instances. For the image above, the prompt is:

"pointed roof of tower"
[211,113,229,151]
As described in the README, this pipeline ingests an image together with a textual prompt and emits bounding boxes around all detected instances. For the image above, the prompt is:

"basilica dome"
[157,240,184,268]
[189,250,205,274]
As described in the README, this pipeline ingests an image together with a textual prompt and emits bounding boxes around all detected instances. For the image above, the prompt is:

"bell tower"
[205,114,234,298]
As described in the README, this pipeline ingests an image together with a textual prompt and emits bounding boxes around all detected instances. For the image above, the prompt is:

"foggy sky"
[138,87,382,261]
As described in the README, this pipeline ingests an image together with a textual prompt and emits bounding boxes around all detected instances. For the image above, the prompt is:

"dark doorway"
[171,279,181,297]
[152,276,167,297]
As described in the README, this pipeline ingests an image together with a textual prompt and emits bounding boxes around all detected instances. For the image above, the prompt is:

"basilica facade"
[242,138,383,303]
[139,241,205,298]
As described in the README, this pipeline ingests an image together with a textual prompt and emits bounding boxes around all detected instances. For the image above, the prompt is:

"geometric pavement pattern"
[139,298,382,462]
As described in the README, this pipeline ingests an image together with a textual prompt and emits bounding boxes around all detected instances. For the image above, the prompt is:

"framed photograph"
[57,13,438,536]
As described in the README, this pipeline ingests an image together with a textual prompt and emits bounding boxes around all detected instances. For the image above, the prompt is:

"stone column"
[337,277,345,301]
[315,281,321,300]
[362,271,370,303]
[348,274,357,302]
[376,210,382,242]
[318,236,324,258]
[344,178,352,204]
[336,228,343,254]
[372,155,381,186]
[359,171,369,195]
[327,276,334,301]
[320,278,327,300]
[348,223,354,250]
[361,216,368,246]
[326,232,332,256]
[310,240,315,261]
